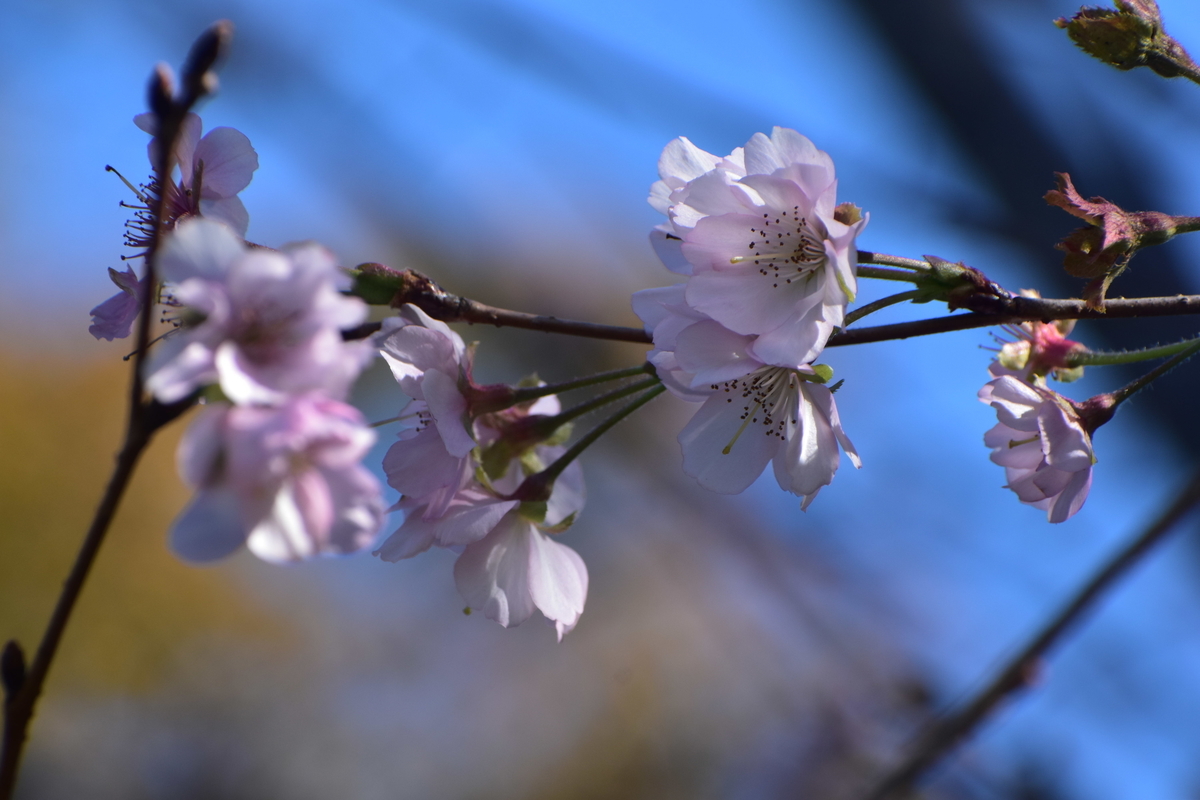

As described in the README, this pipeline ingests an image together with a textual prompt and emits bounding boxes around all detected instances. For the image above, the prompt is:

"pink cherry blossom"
[377,305,475,458]
[633,286,859,507]
[88,266,147,341]
[650,127,867,366]
[980,375,1094,523]
[454,509,588,641]
[133,112,258,237]
[144,218,370,405]
[170,395,385,563]
[374,385,589,638]
[375,402,584,562]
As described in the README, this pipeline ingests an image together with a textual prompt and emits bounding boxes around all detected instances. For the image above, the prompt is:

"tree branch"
[348,263,1200,349]
[861,468,1200,800]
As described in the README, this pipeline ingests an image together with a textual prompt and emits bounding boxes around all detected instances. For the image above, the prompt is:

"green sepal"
[809,364,834,384]
[347,263,408,306]
[543,421,573,447]
[519,449,547,477]
[1052,365,1085,384]
[201,383,230,405]
[518,500,548,524]
[541,511,578,534]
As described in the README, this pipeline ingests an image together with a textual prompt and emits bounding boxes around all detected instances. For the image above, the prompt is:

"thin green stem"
[1068,335,1200,367]
[508,364,655,406]
[843,290,921,328]
[532,376,662,436]
[517,384,667,500]
[856,250,931,271]
[857,265,925,284]
[1110,338,1200,405]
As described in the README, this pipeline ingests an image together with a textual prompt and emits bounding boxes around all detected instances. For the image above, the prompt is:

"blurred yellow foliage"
[0,348,290,694]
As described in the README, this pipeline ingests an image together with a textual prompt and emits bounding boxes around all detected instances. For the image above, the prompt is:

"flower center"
[729,206,826,289]
[711,367,799,453]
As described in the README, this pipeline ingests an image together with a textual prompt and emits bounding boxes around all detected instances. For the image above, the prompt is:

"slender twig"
[346,264,1200,349]
[862,468,1200,800]
[843,290,921,328]
[512,384,668,502]
[507,364,656,406]
[857,265,925,284]
[857,250,931,271]
[0,24,229,799]
[1069,335,1200,367]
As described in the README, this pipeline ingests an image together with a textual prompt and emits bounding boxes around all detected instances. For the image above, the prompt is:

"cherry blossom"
[375,386,589,638]
[980,375,1094,523]
[143,218,370,405]
[375,394,582,560]
[454,508,589,641]
[377,305,476,459]
[88,266,147,341]
[170,395,385,563]
[133,112,258,237]
[633,291,859,507]
[649,127,867,366]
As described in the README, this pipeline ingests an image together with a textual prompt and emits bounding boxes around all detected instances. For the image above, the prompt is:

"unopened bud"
[147,63,177,118]
[1056,0,1200,81]
[1046,172,1200,307]
[181,20,234,103]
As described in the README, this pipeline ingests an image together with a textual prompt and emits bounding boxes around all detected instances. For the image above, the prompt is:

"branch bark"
[861,468,1200,800]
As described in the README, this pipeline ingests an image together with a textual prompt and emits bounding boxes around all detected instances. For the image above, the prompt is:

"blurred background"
[4,0,1200,797]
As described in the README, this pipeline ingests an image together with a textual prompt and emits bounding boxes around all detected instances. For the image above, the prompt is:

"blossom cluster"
[633,127,865,507]
[979,318,1097,523]
[89,112,1126,644]
[373,307,589,640]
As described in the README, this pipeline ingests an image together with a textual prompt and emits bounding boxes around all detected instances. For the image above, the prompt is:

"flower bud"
[181,20,233,102]
[1046,172,1200,307]
[147,63,177,119]
[1056,0,1200,81]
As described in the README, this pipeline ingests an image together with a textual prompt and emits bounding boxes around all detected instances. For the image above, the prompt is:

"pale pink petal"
[382,426,468,500]
[526,531,588,641]
[158,217,246,282]
[658,136,722,184]
[649,229,693,275]
[453,514,538,628]
[170,486,247,563]
[679,393,777,493]
[674,320,759,385]
[1039,403,1093,472]
[193,127,258,197]
[1047,468,1092,524]
[423,368,474,458]
[200,196,250,237]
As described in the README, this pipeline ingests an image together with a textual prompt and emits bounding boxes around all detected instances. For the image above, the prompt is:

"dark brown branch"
[862,468,1200,800]
[0,21,228,798]
[347,285,1200,351]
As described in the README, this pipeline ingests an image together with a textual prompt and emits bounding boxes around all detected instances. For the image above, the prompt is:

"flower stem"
[1068,335,1200,367]
[856,250,931,271]
[843,290,921,328]
[1108,337,1200,406]
[508,364,656,406]
[531,376,662,437]
[857,265,925,284]
[514,384,667,501]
